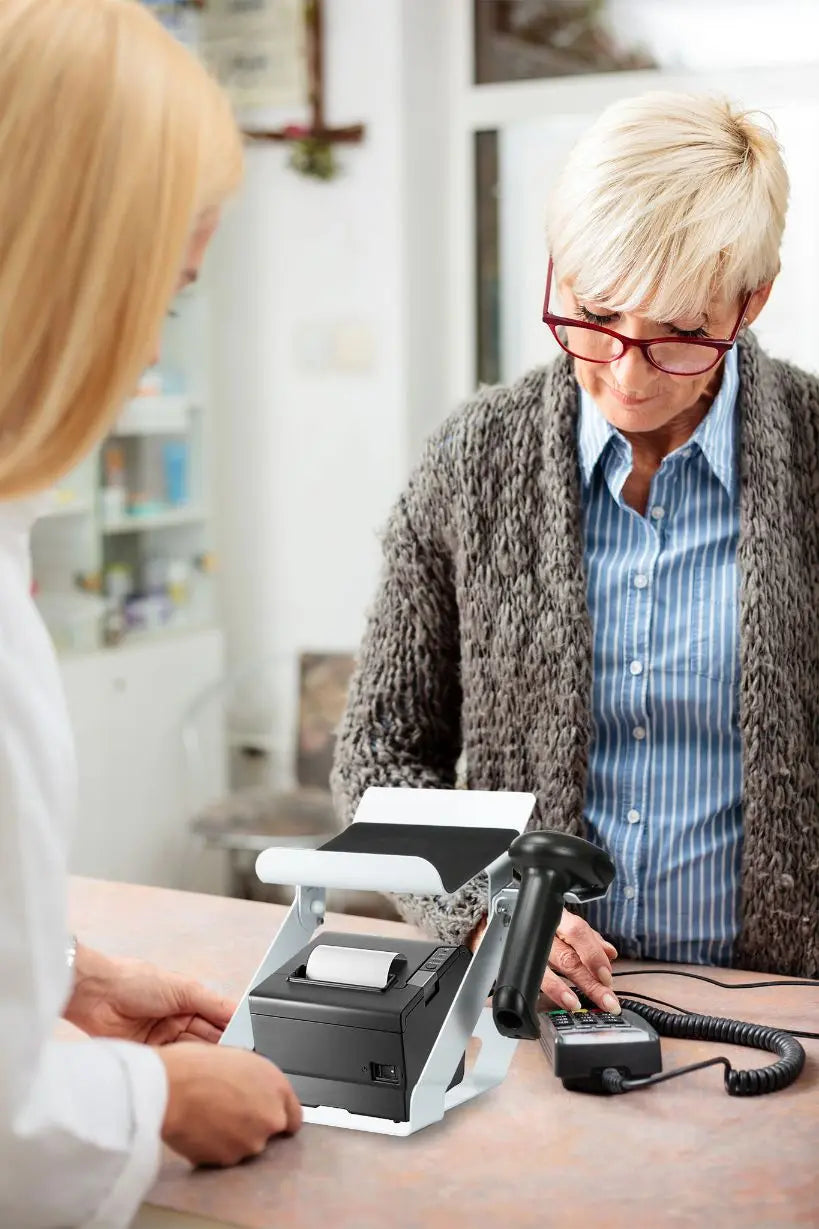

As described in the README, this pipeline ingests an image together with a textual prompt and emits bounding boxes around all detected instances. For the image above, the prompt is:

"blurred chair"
[183,651,399,921]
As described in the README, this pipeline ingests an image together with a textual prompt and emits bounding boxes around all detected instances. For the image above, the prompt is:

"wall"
[607,0,819,70]
[210,0,450,768]
[400,1,452,458]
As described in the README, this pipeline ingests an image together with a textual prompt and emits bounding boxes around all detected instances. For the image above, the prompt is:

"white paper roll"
[304,945,399,989]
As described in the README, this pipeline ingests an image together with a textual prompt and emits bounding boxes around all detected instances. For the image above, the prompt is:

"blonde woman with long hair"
[0,3,301,1224]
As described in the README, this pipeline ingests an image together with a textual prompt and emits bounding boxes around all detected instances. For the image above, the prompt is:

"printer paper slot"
[297,944,403,991]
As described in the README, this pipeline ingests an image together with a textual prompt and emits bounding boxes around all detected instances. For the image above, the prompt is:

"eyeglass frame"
[542,257,752,376]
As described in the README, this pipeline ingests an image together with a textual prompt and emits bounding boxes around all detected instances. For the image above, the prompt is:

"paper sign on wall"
[201,0,309,114]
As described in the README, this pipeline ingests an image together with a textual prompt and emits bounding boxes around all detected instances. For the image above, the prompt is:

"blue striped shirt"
[578,348,743,966]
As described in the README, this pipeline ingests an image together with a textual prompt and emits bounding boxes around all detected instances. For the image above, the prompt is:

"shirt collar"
[687,345,739,496]
[577,344,740,495]
[578,387,616,484]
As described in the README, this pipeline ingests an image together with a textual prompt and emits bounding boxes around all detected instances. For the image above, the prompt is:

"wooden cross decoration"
[243,0,365,179]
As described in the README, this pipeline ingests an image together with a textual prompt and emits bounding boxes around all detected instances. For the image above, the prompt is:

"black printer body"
[250,932,471,1122]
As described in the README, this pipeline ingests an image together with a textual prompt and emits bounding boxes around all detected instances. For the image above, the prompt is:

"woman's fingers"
[555,910,615,985]
[542,913,622,1013]
[545,937,612,1010]
[540,964,582,1012]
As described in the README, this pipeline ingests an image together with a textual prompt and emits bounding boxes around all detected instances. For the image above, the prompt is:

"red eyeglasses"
[542,258,751,376]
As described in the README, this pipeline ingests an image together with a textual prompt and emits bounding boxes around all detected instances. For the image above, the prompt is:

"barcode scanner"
[492,830,616,1040]
[490,831,808,1097]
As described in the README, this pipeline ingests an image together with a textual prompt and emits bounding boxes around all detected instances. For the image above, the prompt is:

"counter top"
[69,878,819,1229]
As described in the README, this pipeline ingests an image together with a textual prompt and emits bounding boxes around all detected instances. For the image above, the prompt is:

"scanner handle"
[492,866,564,1040]
[492,830,615,1041]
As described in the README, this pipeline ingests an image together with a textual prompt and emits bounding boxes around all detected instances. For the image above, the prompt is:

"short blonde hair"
[0,0,243,498]
[546,92,789,323]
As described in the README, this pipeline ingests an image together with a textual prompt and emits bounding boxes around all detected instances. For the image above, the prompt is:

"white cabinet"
[61,628,227,891]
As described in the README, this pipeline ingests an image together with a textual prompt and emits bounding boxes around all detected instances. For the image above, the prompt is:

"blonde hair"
[546,92,789,324]
[0,0,243,498]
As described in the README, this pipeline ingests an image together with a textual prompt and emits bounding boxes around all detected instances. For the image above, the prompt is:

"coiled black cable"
[600,998,806,1096]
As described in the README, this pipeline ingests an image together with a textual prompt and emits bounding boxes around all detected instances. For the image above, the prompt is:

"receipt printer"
[249,933,470,1122]
[222,786,614,1136]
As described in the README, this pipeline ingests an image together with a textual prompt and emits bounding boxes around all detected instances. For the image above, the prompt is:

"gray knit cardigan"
[331,333,819,978]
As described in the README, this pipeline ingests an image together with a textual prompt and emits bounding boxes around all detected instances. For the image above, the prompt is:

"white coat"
[0,499,167,1228]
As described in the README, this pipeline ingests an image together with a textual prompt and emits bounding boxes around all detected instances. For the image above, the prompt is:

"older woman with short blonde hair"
[0,3,301,1225]
[333,92,818,1002]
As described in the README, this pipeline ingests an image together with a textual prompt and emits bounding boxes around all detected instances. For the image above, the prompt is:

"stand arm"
[407,867,518,1131]
[220,886,326,1050]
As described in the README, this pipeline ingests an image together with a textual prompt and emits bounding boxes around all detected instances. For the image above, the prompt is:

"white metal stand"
[221,884,326,1051]
[221,872,520,1136]
[221,786,536,1135]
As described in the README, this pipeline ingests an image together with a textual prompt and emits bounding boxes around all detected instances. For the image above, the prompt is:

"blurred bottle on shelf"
[101,443,128,522]
[191,551,217,627]
[167,560,191,623]
[102,564,133,647]
[135,365,164,398]
[162,439,190,507]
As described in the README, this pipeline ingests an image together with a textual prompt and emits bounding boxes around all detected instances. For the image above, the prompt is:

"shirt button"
[633,573,649,589]
[629,660,643,676]
[681,448,693,459]
[627,809,641,824]
[633,725,647,740]
[624,886,636,901]
[650,505,665,520]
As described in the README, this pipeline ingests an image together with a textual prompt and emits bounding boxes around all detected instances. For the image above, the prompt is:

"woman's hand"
[158,1044,303,1167]
[470,909,620,1013]
[543,910,619,1013]
[64,944,235,1045]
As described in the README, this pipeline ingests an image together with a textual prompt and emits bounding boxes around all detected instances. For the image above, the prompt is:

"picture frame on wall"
[139,0,200,48]
[200,0,311,124]
[473,0,656,85]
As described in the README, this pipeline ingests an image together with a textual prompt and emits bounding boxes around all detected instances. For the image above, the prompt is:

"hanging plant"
[282,125,340,181]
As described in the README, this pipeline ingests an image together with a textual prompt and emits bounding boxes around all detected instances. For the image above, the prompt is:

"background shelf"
[101,507,207,535]
[113,395,192,437]
[31,280,216,657]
